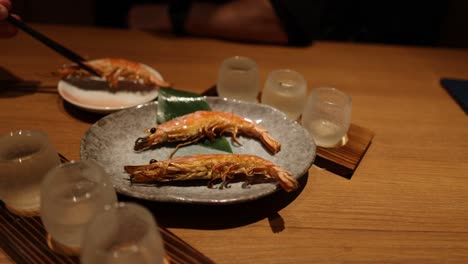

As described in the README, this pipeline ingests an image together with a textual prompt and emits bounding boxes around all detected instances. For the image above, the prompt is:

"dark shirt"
[97,0,448,47]
[270,0,448,46]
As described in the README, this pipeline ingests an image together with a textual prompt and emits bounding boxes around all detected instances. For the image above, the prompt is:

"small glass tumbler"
[216,56,259,102]
[0,130,60,215]
[261,69,307,120]
[40,160,117,250]
[81,202,164,264]
[302,87,352,148]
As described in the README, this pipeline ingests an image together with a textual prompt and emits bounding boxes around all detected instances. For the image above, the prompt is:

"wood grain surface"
[1,24,468,263]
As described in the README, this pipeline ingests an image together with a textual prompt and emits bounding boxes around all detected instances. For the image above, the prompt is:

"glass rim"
[48,160,106,181]
[265,69,307,88]
[82,202,159,256]
[0,130,51,164]
[310,87,352,105]
[41,160,112,203]
[221,55,257,67]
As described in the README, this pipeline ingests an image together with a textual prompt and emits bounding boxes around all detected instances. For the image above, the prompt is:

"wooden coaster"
[314,123,374,178]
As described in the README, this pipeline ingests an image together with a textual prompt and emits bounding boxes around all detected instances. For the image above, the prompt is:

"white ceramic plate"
[80,97,316,204]
[58,64,162,114]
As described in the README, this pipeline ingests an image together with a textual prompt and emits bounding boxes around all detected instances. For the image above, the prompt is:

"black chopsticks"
[7,14,101,77]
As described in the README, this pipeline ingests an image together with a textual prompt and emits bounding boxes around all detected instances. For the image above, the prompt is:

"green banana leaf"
[156,88,232,153]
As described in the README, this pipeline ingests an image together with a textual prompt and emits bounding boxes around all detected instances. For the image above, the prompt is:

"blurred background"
[10,0,468,48]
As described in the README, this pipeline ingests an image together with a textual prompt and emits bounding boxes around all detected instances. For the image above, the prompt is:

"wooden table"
[1,24,467,263]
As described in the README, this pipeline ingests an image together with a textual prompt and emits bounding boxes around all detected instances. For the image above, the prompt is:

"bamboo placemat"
[0,153,215,264]
[0,201,214,263]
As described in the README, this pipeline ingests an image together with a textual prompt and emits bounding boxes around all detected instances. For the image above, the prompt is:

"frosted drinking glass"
[0,130,60,214]
[261,69,307,120]
[40,160,117,249]
[216,56,259,102]
[81,202,164,264]
[302,87,352,148]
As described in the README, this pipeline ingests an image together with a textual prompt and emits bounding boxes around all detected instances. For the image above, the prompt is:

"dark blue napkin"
[440,78,468,114]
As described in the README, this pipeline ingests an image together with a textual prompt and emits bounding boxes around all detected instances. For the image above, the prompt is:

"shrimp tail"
[243,124,281,154]
[259,132,281,154]
[269,166,298,192]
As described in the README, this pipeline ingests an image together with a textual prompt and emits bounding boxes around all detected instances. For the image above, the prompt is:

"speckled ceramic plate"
[80,97,316,204]
[58,64,162,114]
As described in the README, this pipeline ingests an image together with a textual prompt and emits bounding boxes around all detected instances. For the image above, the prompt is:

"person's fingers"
[0,0,17,38]
[0,0,12,10]
[0,4,9,21]
[0,11,18,38]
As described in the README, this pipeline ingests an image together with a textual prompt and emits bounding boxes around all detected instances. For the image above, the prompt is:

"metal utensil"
[7,14,101,77]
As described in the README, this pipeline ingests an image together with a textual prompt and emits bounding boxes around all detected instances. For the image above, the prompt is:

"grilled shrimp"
[124,154,298,192]
[55,58,170,88]
[134,110,281,157]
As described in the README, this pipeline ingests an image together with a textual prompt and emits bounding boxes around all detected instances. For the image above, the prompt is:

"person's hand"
[0,0,18,38]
